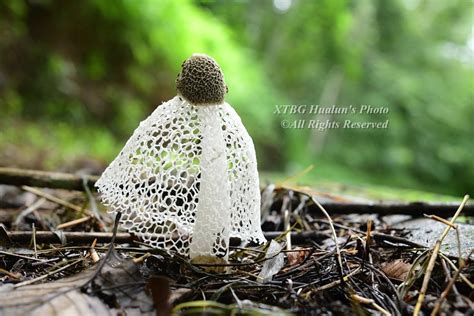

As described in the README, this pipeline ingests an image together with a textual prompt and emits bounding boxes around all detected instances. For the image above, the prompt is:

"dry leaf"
[381,259,411,281]
[0,270,112,316]
[0,257,155,316]
[286,247,309,266]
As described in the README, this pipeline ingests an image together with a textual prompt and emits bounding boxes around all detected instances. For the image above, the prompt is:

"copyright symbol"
[281,120,290,128]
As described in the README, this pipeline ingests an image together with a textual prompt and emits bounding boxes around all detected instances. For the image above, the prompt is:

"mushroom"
[95,54,266,262]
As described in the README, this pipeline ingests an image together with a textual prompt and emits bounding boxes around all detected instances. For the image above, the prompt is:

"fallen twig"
[89,238,100,263]
[4,230,136,244]
[430,256,468,316]
[0,250,45,262]
[423,214,457,229]
[32,223,37,258]
[0,267,21,280]
[439,253,474,289]
[3,229,423,250]
[311,196,345,283]
[303,200,474,217]
[3,229,332,245]
[22,186,90,215]
[0,167,98,191]
[14,258,83,288]
[413,194,469,316]
[13,198,46,227]
[80,211,122,291]
[56,216,93,230]
[2,168,473,216]
[351,294,391,316]
[22,186,103,230]
[297,266,361,291]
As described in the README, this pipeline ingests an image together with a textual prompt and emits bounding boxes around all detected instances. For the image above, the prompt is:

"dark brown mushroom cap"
[176,54,228,105]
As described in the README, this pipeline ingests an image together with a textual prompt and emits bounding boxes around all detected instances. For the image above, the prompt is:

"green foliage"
[0,0,280,164]
[208,0,473,195]
[0,0,472,195]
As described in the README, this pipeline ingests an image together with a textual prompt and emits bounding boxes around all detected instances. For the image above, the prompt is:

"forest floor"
[0,169,472,315]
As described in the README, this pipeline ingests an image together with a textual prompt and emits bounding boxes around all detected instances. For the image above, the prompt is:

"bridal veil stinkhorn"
[95,54,266,261]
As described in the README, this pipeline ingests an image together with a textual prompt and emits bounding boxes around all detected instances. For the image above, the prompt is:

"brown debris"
[0,178,472,315]
[381,259,411,281]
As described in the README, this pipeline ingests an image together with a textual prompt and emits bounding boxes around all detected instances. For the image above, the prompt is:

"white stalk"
[189,106,231,260]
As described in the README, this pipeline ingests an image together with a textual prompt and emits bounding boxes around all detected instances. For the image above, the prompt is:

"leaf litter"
[0,183,472,315]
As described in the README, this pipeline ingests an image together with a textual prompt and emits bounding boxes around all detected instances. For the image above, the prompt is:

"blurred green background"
[0,0,472,197]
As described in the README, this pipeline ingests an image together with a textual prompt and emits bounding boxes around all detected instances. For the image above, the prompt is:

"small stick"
[365,219,375,285]
[5,231,135,244]
[133,252,151,264]
[440,259,457,295]
[304,200,474,217]
[298,266,361,291]
[439,253,474,289]
[280,194,292,251]
[423,214,457,229]
[0,250,46,262]
[0,267,21,280]
[22,186,91,215]
[89,238,100,263]
[13,198,46,227]
[80,212,122,291]
[284,209,292,251]
[14,258,83,288]
[281,248,313,253]
[56,216,93,230]
[4,229,421,249]
[312,220,423,247]
[311,196,345,283]
[365,219,372,246]
[351,294,391,316]
[371,232,423,248]
[32,223,37,258]
[0,167,98,191]
[413,194,469,316]
[82,177,107,232]
[363,219,372,271]
[431,258,467,316]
